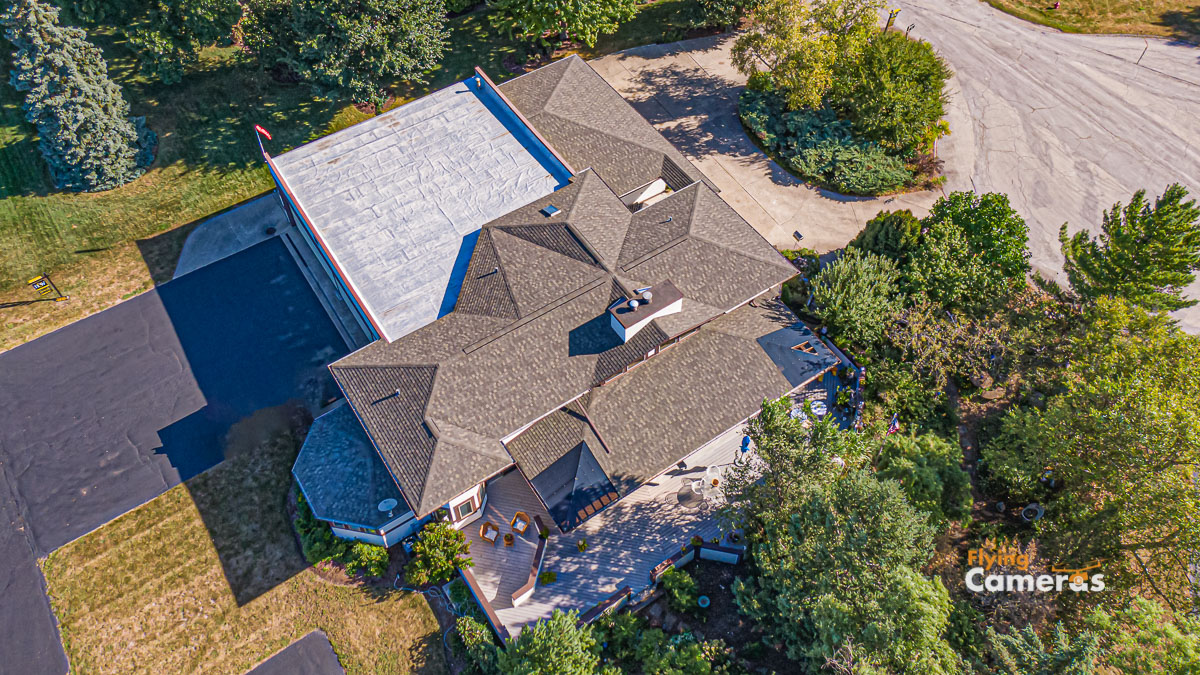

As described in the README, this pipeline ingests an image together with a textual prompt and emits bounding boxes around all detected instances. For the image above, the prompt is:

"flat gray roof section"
[273,79,570,341]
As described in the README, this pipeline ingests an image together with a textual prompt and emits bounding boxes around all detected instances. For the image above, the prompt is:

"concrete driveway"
[591,0,1200,331]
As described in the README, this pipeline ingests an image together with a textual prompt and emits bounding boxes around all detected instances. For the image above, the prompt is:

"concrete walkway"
[591,0,1200,331]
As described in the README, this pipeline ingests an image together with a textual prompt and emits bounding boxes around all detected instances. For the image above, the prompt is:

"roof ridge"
[479,228,523,318]
[686,187,797,271]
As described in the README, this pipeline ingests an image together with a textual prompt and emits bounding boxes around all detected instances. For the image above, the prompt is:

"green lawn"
[984,0,1200,39]
[0,1,701,294]
[42,430,446,674]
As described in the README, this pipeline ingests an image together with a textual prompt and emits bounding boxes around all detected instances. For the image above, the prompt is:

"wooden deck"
[470,423,749,637]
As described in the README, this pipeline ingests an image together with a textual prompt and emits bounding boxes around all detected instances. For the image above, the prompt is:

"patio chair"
[480,521,500,545]
[510,511,530,535]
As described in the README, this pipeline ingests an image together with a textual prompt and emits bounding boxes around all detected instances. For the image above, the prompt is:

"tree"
[1083,598,1200,674]
[456,615,499,674]
[905,191,1031,310]
[496,609,598,674]
[244,0,448,107]
[2,0,152,191]
[1034,298,1200,610]
[886,300,1012,389]
[850,209,923,267]
[876,432,972,530]
[987,624,1101,675]
[1060,184,1200,312]
[730,468,958,673]
[65,0,241,84]
[694,0,763,29]
[828,30,950,156]
[812,249,904,347]
[489,0,637,48]
[731,0,884,110]
[405,521,472,586]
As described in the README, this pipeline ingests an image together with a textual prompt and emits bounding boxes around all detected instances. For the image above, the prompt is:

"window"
[455,499,477,521]
[792,341,818,354]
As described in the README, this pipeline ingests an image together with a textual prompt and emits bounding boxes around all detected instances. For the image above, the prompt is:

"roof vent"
[541,205,560,218]
[642,290,653,302]
[609,280,684,343]
[628,299,640,310]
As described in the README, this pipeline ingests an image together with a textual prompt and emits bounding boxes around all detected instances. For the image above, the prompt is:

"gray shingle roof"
[329,57,802,517]
[499,56,712,197]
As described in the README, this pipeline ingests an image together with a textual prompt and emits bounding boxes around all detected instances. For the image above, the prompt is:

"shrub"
[693,0,762,28]
[448,577,471,609]
[456,615,498,674]
[865,360,954,435]
[497,610,598,674]
[829,30,951,157]
[812,250,904,347]
[345,542,389,577]
[850,209,923,267]
[659,566,699,615]
[876,433,972,530]
[740,88,913,195]
[538,571,557,585]
[294,493,352,564]
[979,408,1049,504]
[446,0,476,13]
[405,521,472,586]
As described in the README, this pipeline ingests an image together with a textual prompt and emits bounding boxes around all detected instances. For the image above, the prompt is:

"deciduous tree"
[1084,598,1200,674]
[1060,184,1200,312]
[731,0,884,110]
[405,521,472,585]
[489,0,637,48]
[3,0,152,191]
[813,250,904,347]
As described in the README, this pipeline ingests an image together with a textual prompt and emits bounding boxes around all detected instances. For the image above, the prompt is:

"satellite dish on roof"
[378,498,399,513]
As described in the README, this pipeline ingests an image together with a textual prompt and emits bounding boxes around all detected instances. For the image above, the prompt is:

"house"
[268,56,843,633]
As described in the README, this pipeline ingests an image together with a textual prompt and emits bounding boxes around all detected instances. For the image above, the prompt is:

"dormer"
[608,281,683,343]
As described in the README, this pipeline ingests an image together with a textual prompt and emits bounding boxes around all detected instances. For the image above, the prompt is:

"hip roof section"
[272,79,571,342]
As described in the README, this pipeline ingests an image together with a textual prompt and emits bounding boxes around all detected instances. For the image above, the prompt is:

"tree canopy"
[876,432,972,530]
[812,249,904,347]
[850,209,923,267]
[3,0,152,191]
[489,0,638,48]
[405,521,472,586]
[496,609,599,674]
[987,624,1101,675]
[1061,184,1200,312]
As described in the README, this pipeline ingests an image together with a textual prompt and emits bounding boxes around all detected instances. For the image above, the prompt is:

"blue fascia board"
[469,74,573,188]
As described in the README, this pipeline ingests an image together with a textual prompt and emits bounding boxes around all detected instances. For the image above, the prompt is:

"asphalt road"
[248,630,345,675]
[0,237,347,674]
[900,0,1200,331]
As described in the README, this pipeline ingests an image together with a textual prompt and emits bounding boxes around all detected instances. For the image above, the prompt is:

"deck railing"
[510,515,548,607]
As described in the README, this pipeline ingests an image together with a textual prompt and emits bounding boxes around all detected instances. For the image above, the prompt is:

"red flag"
[254,124,272,140]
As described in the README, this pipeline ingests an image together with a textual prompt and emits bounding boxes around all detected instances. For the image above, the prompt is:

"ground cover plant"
[733,0,951,195]
[41,431,444,674]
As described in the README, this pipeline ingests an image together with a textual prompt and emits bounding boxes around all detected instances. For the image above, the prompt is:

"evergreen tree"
[3,0,151,191]
[1060,184,1200,312]
[987,624,1101,675]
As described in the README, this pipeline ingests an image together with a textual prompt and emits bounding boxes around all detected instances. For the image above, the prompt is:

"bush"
[294,493,352,564]
[406,521,472,586]
[812,250,904,347]
[829,31,951,157]
[850,209,923,267]
[659,566,699,615]
[866,360,954,435]
[979,408,1049,504]
[456,615,498,674]
[345,541,389,577]
[497,610,599,674]
[740,88,913,195]
[446,0,476,13]
[693,0,762,28]
[538,571,557,585]
[448,577,471,609]
[876,433,972,530]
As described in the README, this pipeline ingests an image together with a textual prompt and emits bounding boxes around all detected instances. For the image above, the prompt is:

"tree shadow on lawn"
[1159,7,1200,52]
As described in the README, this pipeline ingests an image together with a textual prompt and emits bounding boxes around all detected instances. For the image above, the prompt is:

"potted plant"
[577,538,588,553]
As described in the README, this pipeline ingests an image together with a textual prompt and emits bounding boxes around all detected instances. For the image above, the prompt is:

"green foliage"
[489,0,638,48]
[727,446,958,674]
[739,88,913,195]
[850,209,923,266]
[344,541,389,577]
[497,609,598,675]
[945,600,988,670]
[1083,598,1200,674]
[905,191,1031,310]
[987,623,1101,675]
[876,433,972,530]
[65,0,241,84]
[3,0,151,192]
[446,0,477,13]
[448,577,471,608]
[537,571,556,585]
[865,359,953,435]
[731,0,884,110]
[1061,184,1200,312]
[812,249,904,347]
[294,493,353,564]
[456,615,499,674]
[828,30,951,156]
[1036,298,1200,608]
[405,521,472,586]
[594,612,736,675]
[659,566,699,615]
[243,0,448,106]
[978,408,1049,503]
[693,0,762,28]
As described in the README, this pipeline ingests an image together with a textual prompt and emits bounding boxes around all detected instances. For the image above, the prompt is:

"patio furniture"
[677,480,704,510]
[480,521,500,545]
[511,511,530,535]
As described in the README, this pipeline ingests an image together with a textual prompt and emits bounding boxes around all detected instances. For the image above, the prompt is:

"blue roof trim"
[470,73,573,189]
